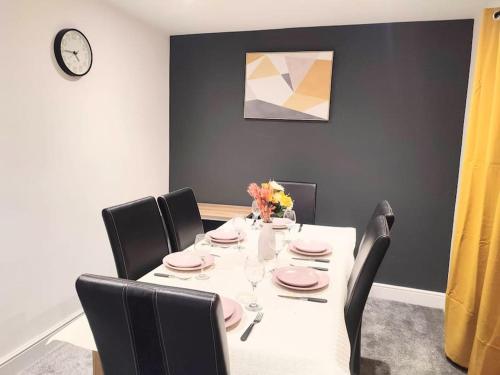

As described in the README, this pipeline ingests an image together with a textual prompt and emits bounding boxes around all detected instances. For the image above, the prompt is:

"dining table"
[50,219,356,375]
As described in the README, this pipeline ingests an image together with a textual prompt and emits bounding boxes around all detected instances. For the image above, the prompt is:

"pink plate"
[163,253,215,271]
[221,297,236,321]
[224,299,243,330]
[272,218,292,228]
[164,252,202,268]
[274,266,319,287]
[208,231,246,244]
[293,239,329,253]
[208,229,238,241]
[288,244,332,257]
[272,270,330,291]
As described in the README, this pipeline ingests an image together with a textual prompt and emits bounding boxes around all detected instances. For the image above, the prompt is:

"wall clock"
[54,29,93,77]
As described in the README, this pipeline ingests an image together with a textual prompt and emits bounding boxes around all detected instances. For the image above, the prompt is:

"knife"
[308,266,328,271]
[290,264,329,272]
[278,295,328,303]
[298,224,304,232]
[292,257,330,263]
[154,273,191,280]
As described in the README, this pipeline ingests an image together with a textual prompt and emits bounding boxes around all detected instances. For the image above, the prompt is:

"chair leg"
[354,328,361,374]
[92,351,104,375]
[350,324,361,375]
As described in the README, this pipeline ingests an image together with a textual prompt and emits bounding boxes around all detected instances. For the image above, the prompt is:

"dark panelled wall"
[170,20,473,292]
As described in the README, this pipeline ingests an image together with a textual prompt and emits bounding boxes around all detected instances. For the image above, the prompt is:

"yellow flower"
[277,191,293,208]
[272,192,281,204]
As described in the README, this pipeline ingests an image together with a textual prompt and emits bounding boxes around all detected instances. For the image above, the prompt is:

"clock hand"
[63,49,76,53]
[74,53,80,62]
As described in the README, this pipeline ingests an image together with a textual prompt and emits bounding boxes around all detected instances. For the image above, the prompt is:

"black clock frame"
[54,28,93,77]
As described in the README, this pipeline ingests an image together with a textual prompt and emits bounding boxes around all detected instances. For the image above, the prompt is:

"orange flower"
[247,182,274,222]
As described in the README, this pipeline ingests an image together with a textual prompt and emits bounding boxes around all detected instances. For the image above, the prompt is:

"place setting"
[206,219,247,249]
[268,217,294,230]
[161,251,214,277]
[257,211,297,231]
[272,265,330,293]
[288,238,332,258]
[159,234,216,280]
[221,296,244,330]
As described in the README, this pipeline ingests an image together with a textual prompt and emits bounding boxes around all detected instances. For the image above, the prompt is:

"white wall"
[0,0,169,363]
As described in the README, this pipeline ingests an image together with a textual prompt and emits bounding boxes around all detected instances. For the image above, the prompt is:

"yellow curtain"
[445,8,500,375]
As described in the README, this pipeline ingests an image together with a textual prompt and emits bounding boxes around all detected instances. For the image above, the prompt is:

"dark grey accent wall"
[170,20,473,292]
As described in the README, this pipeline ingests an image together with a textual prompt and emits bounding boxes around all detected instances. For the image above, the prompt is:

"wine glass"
[251,200,260,229]
[194,234,210,280]
[231,216,246,250]
[283,209,297,232]
[274,231,286,269]
[244,255,265,311]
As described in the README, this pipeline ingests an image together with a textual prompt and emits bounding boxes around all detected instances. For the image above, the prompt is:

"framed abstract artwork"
[244,51,334,121]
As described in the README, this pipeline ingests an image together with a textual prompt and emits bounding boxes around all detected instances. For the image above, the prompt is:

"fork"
[154,273,192,280]
[240,312,264,341]
[292,257,330,263]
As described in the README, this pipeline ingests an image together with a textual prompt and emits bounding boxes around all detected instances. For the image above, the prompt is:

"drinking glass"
[251,200,260,229]
[231,216,247,250]
[194,234,210,280]
[274,231,286,269]
[283,209,297,232]
[244,255,265,311]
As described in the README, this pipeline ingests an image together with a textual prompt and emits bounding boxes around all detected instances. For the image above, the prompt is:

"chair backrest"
[345,215,391,354]
[278,181,317,225]
[157,188,204,253]
[76,274,230,375]
[102,197,170,280]
[355,200,395,259]
[371,200,394,230]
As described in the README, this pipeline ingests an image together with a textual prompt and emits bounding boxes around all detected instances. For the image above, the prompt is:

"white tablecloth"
[51,222,356,375]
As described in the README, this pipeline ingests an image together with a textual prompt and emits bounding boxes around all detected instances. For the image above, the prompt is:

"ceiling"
[104,0,497,35]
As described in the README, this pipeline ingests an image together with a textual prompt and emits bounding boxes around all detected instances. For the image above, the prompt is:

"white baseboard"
[0,310,83,375]
[370,282,445,310]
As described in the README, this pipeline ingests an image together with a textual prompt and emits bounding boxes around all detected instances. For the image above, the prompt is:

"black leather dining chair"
[277,181,317,225]
[157,187,204,253]
[76,274,230,375]
[345,215,391,375]
[102,197,170,280]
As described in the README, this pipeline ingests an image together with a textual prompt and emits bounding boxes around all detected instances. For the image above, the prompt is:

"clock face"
[54,29,92,76]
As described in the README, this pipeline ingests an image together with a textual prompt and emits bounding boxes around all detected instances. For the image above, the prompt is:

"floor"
[18,298,466,375]
[361,299,465,375]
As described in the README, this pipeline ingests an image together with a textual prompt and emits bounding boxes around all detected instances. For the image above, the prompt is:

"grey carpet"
[18,298,466,374]
[18,341,91,375]
[361,298,465,375]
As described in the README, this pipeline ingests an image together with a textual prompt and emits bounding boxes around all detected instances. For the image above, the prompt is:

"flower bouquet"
[247,180,293,223]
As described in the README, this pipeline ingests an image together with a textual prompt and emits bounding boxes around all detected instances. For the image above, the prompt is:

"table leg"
[92,351,104,375]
